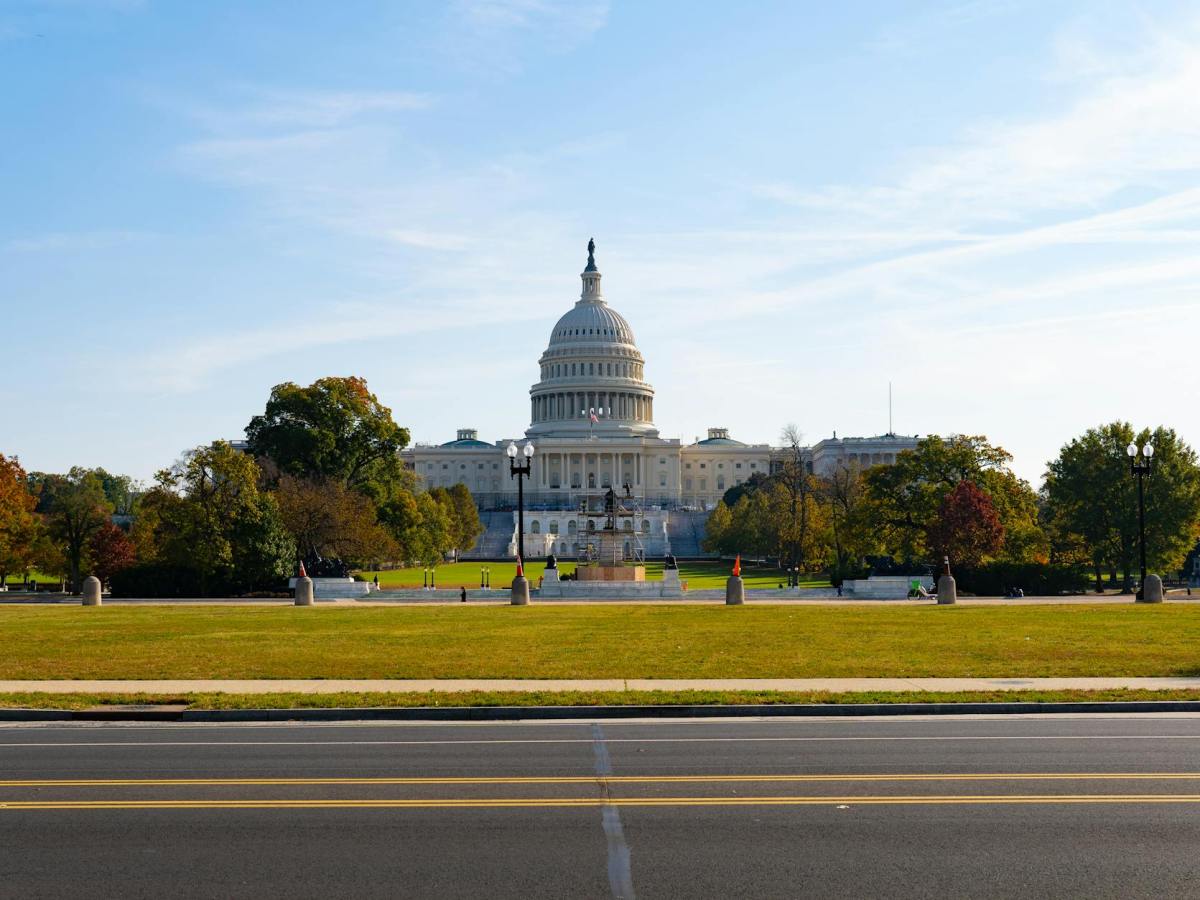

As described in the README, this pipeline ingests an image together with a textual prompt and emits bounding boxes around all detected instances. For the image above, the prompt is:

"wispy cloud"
[453,0,608,41]
[4,230,154,253]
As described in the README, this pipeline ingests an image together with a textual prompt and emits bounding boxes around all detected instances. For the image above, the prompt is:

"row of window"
[684,461,758,470]
[540,361,643,380]
[528,519,652,535]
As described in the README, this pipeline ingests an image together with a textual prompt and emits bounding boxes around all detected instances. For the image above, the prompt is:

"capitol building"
[404,241,916,558]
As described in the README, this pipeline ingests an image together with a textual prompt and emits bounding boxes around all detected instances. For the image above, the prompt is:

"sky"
[3,0,1199,486]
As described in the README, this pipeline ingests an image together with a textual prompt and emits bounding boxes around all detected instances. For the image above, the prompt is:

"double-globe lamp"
[507,441,535,565]
[1127,441,1154,599]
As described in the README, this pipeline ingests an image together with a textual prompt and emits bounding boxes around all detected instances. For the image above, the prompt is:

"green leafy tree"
[701,500,733,554]
[137,442,290,594]
[864,435,1043,565]
[245,376,412,501]
[229,495,296,593]
[33,467,113,592]
[446,483,484,560]
[380,491,454,566]
[720,471,771,509]
[1044,423,1200,590]
[820,462,876,583]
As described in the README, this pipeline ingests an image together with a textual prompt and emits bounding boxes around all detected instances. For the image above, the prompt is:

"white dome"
[526,241,657,439]
[547,301,637,349]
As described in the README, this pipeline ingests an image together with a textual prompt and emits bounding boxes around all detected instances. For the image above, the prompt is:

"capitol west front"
[404,243,915,558]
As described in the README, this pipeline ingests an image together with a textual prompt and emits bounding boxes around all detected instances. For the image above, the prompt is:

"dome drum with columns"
[401,241,919,558]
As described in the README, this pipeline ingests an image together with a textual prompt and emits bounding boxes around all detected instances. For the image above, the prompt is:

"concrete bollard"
[1139,574,1164,603]
[81,576,102,606]
[294,576,314,606]
[725,575,745,605]
[510,575,530,606]
[937,574,957,605]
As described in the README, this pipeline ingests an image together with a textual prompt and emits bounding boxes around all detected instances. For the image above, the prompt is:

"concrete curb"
[5,700,1200,722]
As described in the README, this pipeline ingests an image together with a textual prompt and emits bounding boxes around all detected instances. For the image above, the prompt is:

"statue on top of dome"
[587,237,596,269]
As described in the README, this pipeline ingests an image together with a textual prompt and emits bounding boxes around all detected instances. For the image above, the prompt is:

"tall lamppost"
[508,441,535,563]
[1127,440,1154,598]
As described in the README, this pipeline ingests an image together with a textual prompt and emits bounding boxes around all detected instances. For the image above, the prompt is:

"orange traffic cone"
[516,556,524,578]
[298,560,307,578]
[732,555,741,577]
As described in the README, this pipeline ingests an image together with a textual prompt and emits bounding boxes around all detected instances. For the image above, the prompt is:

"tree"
[928,480,1005,567]
[445,483,484,560]
[34,467,113,592]
[777,424,820,570]
[0,454,39,587]
[275,476,396,566]
[96,471,140,517]
[1044,423,1200,591]
[701,500,733,554]
[245,376,412,501]
[88,522,137,587]
[379,490,454,566]
[721,471,771,509]
[135,441,290,594]
[820,461,876,582]
[228,495,296,593]
[864,434,1043,565]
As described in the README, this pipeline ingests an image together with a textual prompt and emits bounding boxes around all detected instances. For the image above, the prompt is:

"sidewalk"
[5,677,1200,694]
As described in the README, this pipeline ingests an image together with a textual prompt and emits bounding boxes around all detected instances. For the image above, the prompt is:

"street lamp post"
[507,441,535,563]
[1127,441,1154,599]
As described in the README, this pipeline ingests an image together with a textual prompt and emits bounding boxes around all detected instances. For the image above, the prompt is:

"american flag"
[589,407,600,424]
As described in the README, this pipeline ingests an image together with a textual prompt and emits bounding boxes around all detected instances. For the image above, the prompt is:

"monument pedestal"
[576,529,646,582]
[661,567,682,598]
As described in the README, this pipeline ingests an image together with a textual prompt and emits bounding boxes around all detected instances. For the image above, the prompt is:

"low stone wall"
[842,575,934,599]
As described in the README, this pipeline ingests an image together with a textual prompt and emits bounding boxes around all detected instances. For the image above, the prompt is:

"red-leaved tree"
[929,480,1005,567]
[88,522,137,587]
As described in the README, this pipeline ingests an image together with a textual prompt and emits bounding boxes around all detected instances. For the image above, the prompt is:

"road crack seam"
[592,724,636,900]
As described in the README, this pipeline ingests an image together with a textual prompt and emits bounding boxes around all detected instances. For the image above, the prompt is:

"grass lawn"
[1,604,1198,680]
[1,570,60,588]
[359,560,827,590]
[3,688,1200,711]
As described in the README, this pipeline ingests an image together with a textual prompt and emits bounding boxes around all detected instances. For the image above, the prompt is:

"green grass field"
[359,560,827,590]
[1,570,60,588]
[1,604,1198,680]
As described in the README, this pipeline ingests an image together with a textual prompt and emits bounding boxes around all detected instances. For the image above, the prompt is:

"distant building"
[402,243,919,556]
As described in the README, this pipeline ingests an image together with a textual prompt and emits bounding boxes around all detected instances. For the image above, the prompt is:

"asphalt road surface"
[3,714,1200,898]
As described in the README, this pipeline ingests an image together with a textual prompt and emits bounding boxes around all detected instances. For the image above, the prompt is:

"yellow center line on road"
[5,795,1200,811]
[3,773,1200,788]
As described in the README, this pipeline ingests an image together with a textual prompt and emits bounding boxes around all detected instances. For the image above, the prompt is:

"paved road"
[3,715,1200,898]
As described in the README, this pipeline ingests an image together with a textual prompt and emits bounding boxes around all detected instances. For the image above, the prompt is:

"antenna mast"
[888,381,893,435]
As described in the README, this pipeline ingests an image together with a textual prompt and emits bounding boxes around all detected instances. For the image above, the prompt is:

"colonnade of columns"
[530,391,653,424]
[535,450,643,490]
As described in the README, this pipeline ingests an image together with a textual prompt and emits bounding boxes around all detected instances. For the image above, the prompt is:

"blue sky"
[3,0,1199,485]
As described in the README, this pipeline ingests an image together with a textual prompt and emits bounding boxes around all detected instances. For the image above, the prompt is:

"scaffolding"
[577,485,646,566]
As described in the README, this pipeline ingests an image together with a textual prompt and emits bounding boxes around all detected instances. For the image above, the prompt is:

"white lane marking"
[592,724,636,900]
[3,735,1200,748]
